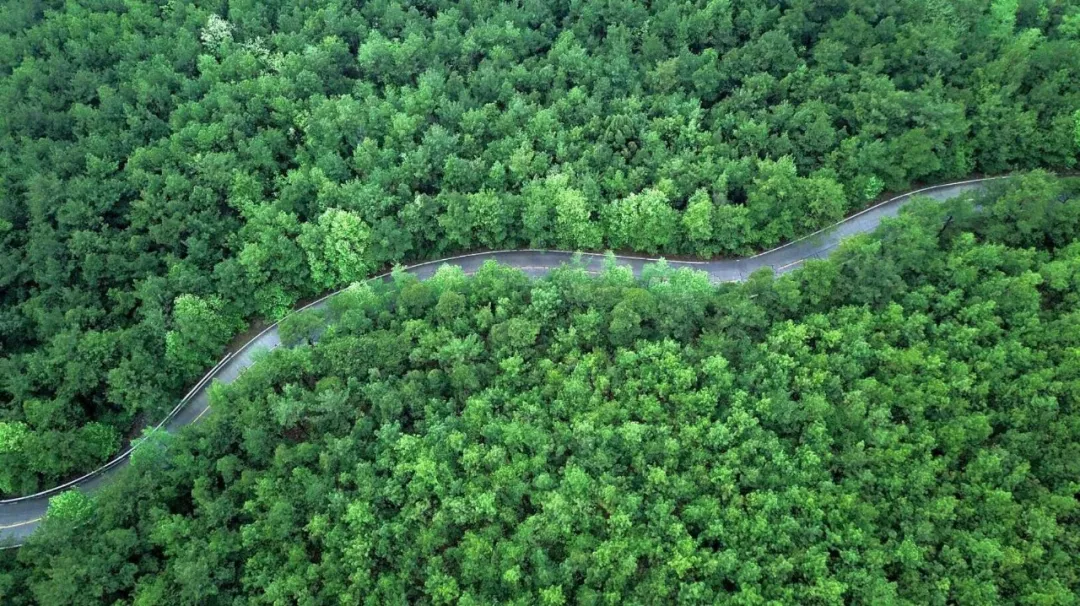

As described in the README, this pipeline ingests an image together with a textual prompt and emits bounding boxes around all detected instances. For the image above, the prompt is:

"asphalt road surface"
[0,176,1004,547]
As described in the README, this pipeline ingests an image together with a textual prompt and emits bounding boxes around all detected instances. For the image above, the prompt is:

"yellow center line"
[0,517,41,530]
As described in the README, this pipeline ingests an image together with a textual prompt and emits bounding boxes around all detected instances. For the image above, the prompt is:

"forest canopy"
[1,1,1080,494]
[1,175,1079,603]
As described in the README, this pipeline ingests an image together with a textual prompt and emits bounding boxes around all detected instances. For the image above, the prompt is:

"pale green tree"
[522,174,600,249]
[47,490,93,524]
[1074,109,1080,152]
[553,179,601,250]
[165,294,239,377]
[0,421,28,493]
[299,208,373,289]
[603,188,679,253]
[682,189,716,257]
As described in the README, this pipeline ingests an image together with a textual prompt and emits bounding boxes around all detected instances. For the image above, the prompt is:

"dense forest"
[0,174,1077,603]
[1,0,1080,492]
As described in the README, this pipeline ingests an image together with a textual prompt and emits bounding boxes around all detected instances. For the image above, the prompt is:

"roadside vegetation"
[2,1,1080,491]
[1,174,1078,603]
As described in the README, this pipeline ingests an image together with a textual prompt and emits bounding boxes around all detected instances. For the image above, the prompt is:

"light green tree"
[552,178,601,250]
[47,490,93,524]
[165,294,238,377]
[299,208,373,289]
[990,0,1018,37]
[682,189,715,257]
[603,188,679,253]
[1073,109,1080,152]
[0,421,28,493]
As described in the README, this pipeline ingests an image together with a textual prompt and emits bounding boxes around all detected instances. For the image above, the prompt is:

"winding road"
[0,177,1005,547]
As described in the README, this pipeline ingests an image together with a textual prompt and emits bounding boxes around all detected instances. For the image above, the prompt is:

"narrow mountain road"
[0,177,1003,546]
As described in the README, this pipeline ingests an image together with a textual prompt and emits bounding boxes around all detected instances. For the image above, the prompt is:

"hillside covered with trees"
[0,174,1078,603]
[1,0,1080,492]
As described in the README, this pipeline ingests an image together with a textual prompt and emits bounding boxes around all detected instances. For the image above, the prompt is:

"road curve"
[0,176,1005,546]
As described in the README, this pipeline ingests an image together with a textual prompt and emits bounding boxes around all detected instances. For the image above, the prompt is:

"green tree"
[165,294,238,377]
[0,0,1078,498]
[279,308,325,346]
[682,189,716,257]
[0,422,29,494]
[552,180,602,250]
[299,208,374,290]
[604,189,679,253]
[1073,109,1080,152]
[46,490,92,524]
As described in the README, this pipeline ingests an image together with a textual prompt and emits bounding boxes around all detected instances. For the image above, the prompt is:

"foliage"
[278,307,325,346]
[2,180,1080,603]
[299,208,373,290]
[0,421,28,493]
[0,0,1078,492]
[1074,109,1080,152]
[45,491,92,525]
[164,295,240,378]
[603,188,680,253]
